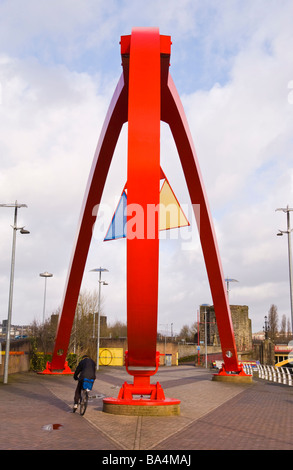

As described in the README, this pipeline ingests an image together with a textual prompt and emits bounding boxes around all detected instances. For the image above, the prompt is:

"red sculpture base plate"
[212,364,252,383]
[103,377,180,415]
[38,361,74,375]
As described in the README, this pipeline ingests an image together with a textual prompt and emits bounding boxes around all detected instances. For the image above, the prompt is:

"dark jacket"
[74,357,96,381]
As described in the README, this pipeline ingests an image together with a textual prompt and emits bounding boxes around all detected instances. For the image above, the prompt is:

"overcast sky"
[0,0,292,336]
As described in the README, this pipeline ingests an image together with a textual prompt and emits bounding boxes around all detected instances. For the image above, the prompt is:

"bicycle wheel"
[79,389,88,416]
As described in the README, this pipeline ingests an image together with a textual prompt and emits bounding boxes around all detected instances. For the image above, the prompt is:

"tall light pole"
[0,201,29,384]
[159,323,168,364]
[201,304,210,368]
[276,205,293,332]
[263,315,269,340]
[39,272,53,323]
[90,267,109,370]
[225,278,239,300]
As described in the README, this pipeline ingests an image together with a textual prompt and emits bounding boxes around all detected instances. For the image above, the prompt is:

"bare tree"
[267,304,278,343]
[190,321,197,341]
[280,314,287,341]
[29,288,109,369]
[287,317,292,337]
[179,323,197,342]
[69,289,101,356]
[107,320,127,338]
[30,317,57,354]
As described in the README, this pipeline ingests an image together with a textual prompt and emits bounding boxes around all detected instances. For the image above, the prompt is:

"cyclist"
[73,354,96,412]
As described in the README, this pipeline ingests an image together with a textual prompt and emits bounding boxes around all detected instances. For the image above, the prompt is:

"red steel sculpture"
[42,28,247,404]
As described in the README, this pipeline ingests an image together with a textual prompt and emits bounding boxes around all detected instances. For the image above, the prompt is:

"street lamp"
[39,272,53,323]
[225,278,239,299]
[159,323,168,364]
[276,205,293,332]
[0,201,29,384]
[263,315,269,340]
[90,267,109,370]
[201,304,210,368]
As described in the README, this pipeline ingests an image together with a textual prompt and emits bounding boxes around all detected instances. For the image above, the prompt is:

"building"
[0,321,30,340]
[252,331,266,341]
[199,305,252,352]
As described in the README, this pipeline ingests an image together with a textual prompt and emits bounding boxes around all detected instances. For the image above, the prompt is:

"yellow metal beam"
[275,358,292,367]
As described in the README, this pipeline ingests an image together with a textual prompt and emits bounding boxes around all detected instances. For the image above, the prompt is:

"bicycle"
[75,379,94,416]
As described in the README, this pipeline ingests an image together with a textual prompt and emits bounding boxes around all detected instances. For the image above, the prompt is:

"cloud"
[0,54,114,322]
[165,2,293,331]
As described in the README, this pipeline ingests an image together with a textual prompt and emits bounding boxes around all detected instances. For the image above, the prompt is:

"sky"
[0,0,293,337]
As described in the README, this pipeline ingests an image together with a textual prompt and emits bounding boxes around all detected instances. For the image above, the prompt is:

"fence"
[242,363,293,386]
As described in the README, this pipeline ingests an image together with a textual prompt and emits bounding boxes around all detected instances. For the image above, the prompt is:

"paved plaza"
[1,365,293,451]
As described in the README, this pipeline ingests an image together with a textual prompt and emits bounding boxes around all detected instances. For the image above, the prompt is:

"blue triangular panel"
[104,191,127,241]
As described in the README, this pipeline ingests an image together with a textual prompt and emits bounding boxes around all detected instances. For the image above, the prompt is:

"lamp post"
[39,272,53,323]
[0,201,29,384]
[201,304,210,368]
[159,323,168,364]
[225,278,239,300]
[276,205,293,332]
[263,315,269,340]
[90,267,109,370]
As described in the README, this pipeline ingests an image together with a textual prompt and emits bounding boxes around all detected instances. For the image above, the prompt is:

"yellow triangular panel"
[159,180,189,231]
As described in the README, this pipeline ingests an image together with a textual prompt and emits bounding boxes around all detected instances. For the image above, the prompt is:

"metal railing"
[242,363,293,386]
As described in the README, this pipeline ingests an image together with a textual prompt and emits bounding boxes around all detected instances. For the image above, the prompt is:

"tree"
[107,320,127,339]
[69,288,102,357]
[29,315,60,370]
[29,288,104,358]
[287,317,292,337]
[179,322,197,342]
[190,321,197,340]
[30,316,58,354]
[267,304,278,343]
[280,314,287,340]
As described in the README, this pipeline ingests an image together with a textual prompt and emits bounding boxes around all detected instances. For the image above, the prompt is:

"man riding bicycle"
[73,354,96,412]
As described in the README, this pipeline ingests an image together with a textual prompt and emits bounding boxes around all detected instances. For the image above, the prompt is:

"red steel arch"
[43,28,244,393]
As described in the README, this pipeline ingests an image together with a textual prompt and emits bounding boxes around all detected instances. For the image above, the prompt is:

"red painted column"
[126,28,161,369]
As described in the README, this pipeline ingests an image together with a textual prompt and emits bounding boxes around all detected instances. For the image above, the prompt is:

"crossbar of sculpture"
[43,28,248,404]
